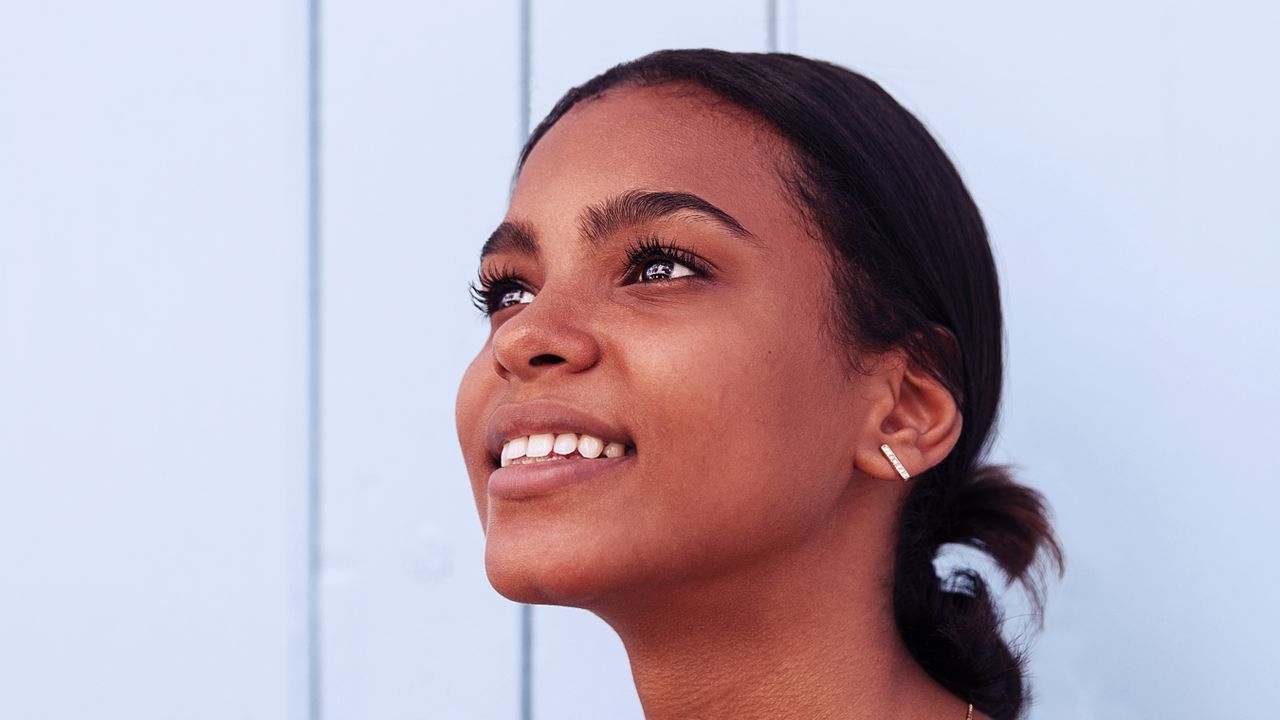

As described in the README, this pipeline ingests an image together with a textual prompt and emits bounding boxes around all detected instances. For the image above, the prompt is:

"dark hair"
[514,49,1064,720]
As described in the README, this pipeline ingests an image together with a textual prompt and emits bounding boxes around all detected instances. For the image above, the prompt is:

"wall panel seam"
[307,0,324,718]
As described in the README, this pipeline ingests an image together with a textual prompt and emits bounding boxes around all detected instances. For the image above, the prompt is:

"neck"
[585,487,960,720]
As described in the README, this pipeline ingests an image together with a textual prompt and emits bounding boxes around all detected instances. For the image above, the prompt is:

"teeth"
[500,436,528,467]
[526,433,554,458]
[499,432,630,467]
[577,435,603,459]
[553,433,578,455]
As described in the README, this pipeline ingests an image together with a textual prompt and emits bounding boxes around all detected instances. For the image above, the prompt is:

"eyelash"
[467,235,709,316]
[624,234,709,284]
[468,263,525,316]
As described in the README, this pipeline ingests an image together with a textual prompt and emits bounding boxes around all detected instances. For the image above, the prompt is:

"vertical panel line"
[518,2,533,719]
[307,0,324,718]
[519,0,532,148]
[521,604,533,720]
[767,0,778,52]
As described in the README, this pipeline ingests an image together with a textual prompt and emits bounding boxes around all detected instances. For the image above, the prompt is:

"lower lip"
[487,454,634,500]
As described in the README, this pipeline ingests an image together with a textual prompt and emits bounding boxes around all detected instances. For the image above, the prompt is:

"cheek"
[620,304,853,561]
[455,345,497,526]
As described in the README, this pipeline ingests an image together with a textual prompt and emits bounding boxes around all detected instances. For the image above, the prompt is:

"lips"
[482,399,637,499]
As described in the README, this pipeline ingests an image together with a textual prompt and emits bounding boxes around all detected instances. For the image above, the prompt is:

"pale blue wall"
[2,2,1275,719]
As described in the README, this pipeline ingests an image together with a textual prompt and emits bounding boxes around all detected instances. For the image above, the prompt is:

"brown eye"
[638,258,695,283]
[498,287,535,308]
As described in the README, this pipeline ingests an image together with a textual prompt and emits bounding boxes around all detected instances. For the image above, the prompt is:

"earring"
[879,443,911,481]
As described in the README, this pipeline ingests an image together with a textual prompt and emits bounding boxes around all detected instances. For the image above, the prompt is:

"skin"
[454,82,979,720]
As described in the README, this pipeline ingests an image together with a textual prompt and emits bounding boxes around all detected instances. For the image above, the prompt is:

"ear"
[854,350,963,483]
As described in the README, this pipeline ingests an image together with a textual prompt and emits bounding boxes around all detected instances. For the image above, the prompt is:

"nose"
[489,286,602,381]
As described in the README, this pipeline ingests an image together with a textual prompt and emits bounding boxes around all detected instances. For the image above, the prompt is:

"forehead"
[509,83,801,244]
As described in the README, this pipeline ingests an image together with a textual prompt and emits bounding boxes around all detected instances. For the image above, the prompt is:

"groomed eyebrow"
[480,188,761,261]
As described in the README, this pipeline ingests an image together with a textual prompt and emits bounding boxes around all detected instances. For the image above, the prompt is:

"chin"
[481,516,633,608]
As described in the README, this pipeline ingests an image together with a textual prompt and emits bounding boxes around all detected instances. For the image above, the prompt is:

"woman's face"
[455,83,882,608]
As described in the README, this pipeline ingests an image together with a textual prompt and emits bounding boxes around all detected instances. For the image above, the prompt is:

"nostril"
[529,353,564,366]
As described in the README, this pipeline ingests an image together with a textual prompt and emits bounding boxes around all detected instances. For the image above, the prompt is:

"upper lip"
[484,398,634,464]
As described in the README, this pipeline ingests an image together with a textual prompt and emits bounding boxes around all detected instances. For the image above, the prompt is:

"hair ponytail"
[517,48,1064,719]
[894,461,1064,720]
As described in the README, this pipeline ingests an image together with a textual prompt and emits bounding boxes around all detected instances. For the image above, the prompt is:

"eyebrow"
[479,188,760,261]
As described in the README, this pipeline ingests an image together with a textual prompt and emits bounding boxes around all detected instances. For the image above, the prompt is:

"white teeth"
[500,436,528,468]
[526,433,554,458]
[553,433,578,455]
[499,432,628,466]
[577,435,604,459]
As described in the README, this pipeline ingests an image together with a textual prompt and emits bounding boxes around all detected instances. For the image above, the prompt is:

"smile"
[501,432,632,467]
[483,400,637,498]
[488,449,635,500]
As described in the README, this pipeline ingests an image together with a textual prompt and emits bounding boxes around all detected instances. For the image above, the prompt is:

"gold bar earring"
[880,443,911,481]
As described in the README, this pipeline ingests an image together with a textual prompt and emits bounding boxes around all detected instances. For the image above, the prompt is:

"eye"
[496,287,535,308]
[638,257,696,282]
[468,265,534,317]
[623,235,709,284]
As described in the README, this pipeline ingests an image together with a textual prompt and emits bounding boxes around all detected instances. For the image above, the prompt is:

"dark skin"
[455,82,983,720]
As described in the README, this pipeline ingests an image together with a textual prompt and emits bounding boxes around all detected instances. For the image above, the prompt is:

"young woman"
[455,49,1063,720]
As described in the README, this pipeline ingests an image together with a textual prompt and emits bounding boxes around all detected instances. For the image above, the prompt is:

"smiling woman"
[454,49,1063,720]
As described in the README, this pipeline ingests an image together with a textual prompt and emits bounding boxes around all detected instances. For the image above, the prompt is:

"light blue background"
[2,1,1276,718]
